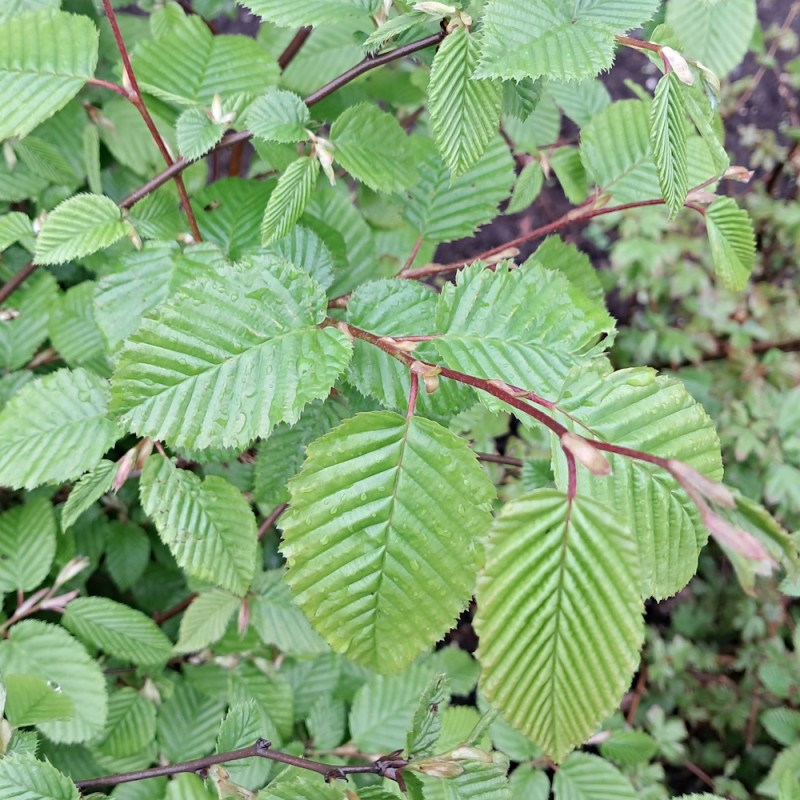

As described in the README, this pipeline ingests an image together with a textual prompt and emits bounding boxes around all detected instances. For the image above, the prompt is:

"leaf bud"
[560,432,612,476]
[661,46,695,85]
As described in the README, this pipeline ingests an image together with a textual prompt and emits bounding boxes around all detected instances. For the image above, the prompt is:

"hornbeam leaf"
[552,752,638,799]
[475,490,644,761]
[330,104,417,193]
[34,194,130,266]
[174,589,241,654]
[553,361,723,599]
[476,0,662,82]
[280,411,495,673]
[650,72,689,219]
[4,674,74,727]
[434,262,614,402]
[0,497,57,593]
[261,157,320,245]
[0,367,120,490]
[413,758,511,800]
[705,197,756,291]
[0,620,107,743]
[0,10,99,141]
[428,27,503,178]
[176,106,225,161]
[247,89,310,144]
[63,597,173,667]
[236,0,379,27]
[61,460,118,532]
[0,754,79,800]
[110,258,352,452]
[140,455,259,595]
[132,15,278,106]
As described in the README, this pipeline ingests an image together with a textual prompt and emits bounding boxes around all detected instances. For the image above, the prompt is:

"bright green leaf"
[176,107,225,161]
[61,460,118,532]
[407,674,449,759]
[0,754,79,800]
[4,674,74,727]
[247,89,310,144]
[705,196,756,290]
[552,752,637,799]
[650,72,689,218]
[174,590,241,654]
[0,497,57,593]
[261,157,320,245]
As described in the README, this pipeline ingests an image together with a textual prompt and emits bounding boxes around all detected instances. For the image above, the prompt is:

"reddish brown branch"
[0,261,38,306]
[278,27,313,70]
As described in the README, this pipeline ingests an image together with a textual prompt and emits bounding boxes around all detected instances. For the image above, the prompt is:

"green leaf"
[63,597,173,667]
[763,708,800,748]
[263,224,336,291]
[0,212,33,252]
[412,758,512,800]
[239,0,378,27]
[552,752,637,799]
[705,196,756,291]
[429,27,503,178]
[405,136,514,244]
[350,666,434,753]
[553,362,722,599]
[524,237,605,305]
[0,497,57,593]
[0,0,59,21]
[280,411,495,673]
[61,460,118,532]
[503,77,544,120]
[330,104,417,193]
[94,688,157,760]
[506,161,544,215]
[110,258,352,452]
[665,0,757,76]
[549,78,611,127]
[550,147,589,205]
[216,701,271,789]
[249,569,329,655]
[4,674,74,727]
[476,0,659,82]
[346,280,475,419]
[475,490,644,761]
[509,764,550,800]
[157,679,225,763]
[0,367,120,490]
[132,15,279,106]
[247,89,310,144]
[650,72,689,218]
[0,620,107,743]
[599,730,659,766]
[407,674,449,759]
[105,523,150,592]
[363,11,430,53]
[174,590,241,654]
[0,271,58,372]
[434,262,614,402]
[34,194,129,266]
[0,10,98,141]
[307,696,346,750]
[0,754,79,800]
[176,107,225,161]
[140,455,258,595]
[261,157,320,245]
[260,774,345,800]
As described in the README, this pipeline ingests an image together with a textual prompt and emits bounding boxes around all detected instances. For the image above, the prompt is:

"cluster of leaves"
[0,0,796,798]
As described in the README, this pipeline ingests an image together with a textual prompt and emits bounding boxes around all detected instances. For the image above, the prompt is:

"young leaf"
[110,258,352,452]
[63,597,173,667]
[0,367,120,490]
[61,460,118,531]
[0,211,33,252]
[3,675,74,727]
[247,89,310,144]
[650,72,689,219]
[0,620,108,743]
[363,10,430,53]
[506,160,544,214]
[550,146,589,205]
[705,196,756,291]
[174,590,241,654]
[428,27,503,178]
[407,674,450,759]
[280,411,496,674]
[261,157,320,245]
[552,752,637,799]
[475,490,644,761]
[553,362,722,599]
[476,0,659,82]
[0,10,99,140]
[34,194,130,265]
[330,104,417,193]
[140,455,258,595]
[0,753,79,800]
[0,497,57,593]
[176,106,225,161]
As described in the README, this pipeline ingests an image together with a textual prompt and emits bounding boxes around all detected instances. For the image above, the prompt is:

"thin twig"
[475,452,524,468]
[101,0,202,241]
[278,27,313,70]
[258,503,289,541]
[152,594,197,625]
[118,31,446,210]
[0,261,38,306]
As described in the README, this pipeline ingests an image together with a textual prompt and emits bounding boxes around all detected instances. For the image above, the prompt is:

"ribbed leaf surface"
[94,688,157,760]
[434,263,614,402]
[110,258,352,452]
[157,679,225,763]
[176,106,225,161]
[407,674,449,758]
[48,282,110,376]
[61,459,117,531]
[706,197,756,291]
[0,367,120,490]
[63,597,172,667]
[0,754,78,800]
[331,104,417,193]
[0,0,59,21]
[140,455,258,595]
[133,15,278,106]
[261,157,319,245]
[34,194,129,265]
[0,271,58,372]
[0,620,107,743]
[0,498,56,593]
[347,280,475,419]
[666,0,757,76]
[554,362,722,598]
[237,0,378,27]
[280,411,495,673]
[261,775,345,800]
[0,10,98,140]
[429,27,502,178]
[415,759,511,800]
[247,89,310,144]
[174,589,240,654]
[553,752,637,800]
[405,136,514,244]
[650,72,689,218]
[475,490,644,761]
[3,674,74,727]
